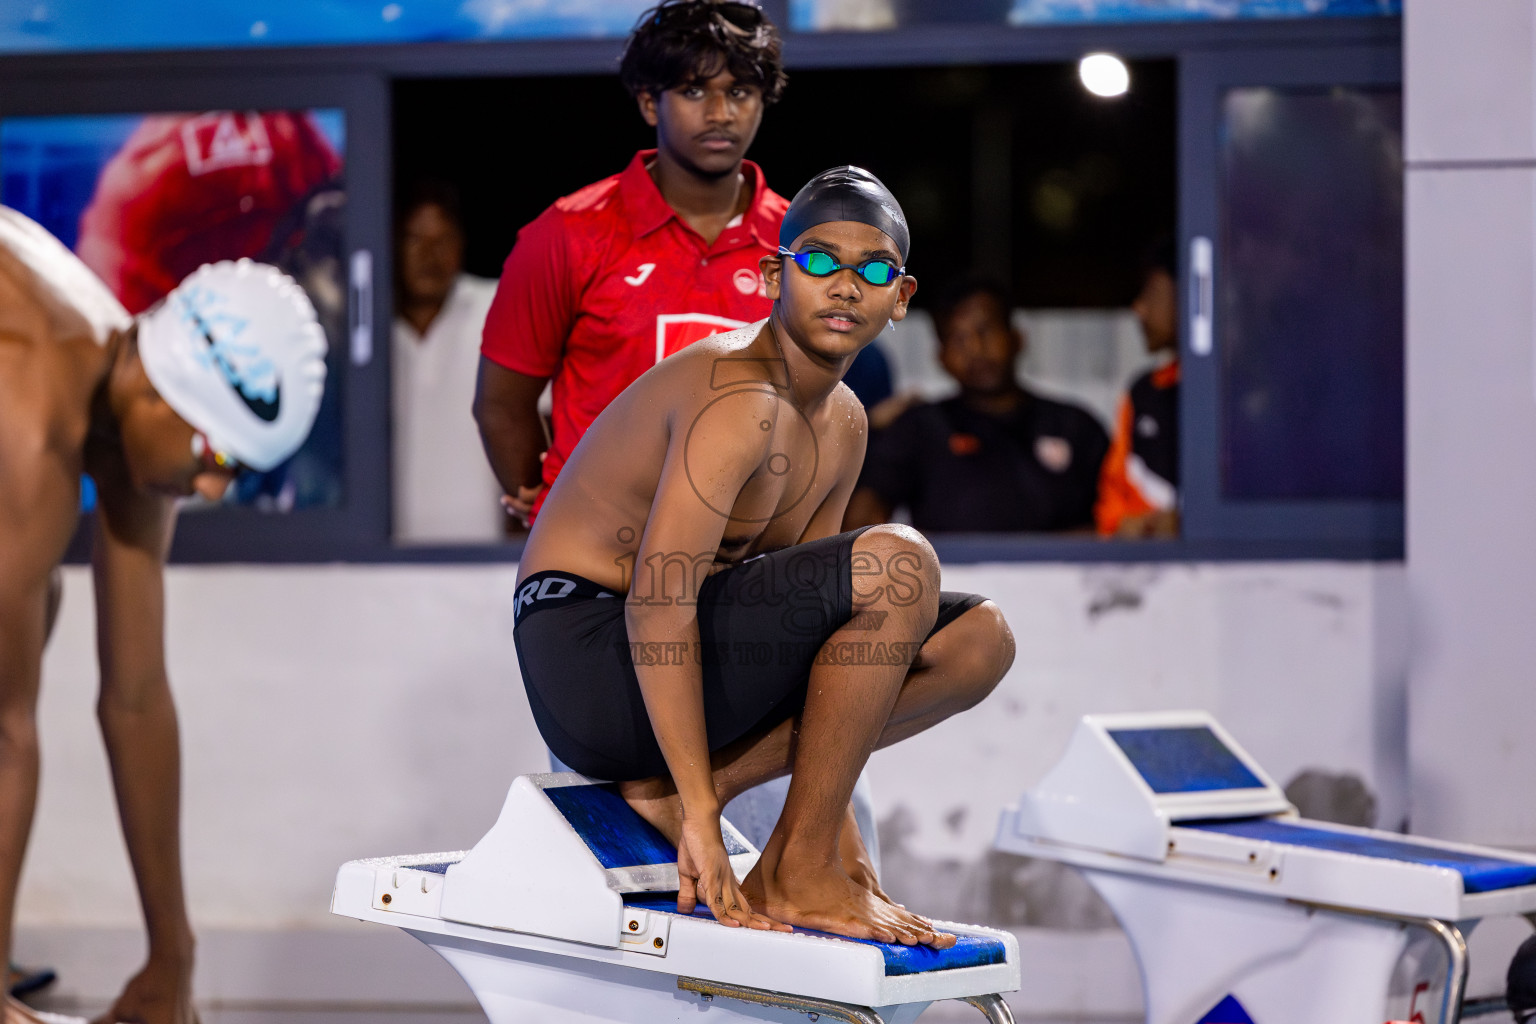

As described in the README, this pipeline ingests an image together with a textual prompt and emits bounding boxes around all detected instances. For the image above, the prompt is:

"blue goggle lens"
[782,248,903,286]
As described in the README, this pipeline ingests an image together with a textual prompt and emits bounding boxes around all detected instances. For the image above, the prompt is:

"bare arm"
[89,456,198,1007]
[799,398,868,543]
[625,385,781,929]
[473,357,549,522]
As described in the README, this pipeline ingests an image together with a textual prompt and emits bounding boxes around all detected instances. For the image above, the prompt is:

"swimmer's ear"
[760,251,783,300]
[636,91,661,128]
[107,322,155,419]
[890,274,918,322]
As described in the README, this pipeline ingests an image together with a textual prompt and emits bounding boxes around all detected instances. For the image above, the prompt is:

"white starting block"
[333,773,1020,1024]
[995,711,1536,1024]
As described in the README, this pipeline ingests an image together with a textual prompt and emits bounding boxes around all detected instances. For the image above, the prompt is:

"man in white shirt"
[393,183,505,544]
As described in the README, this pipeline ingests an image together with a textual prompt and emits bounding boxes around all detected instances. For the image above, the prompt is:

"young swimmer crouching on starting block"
[512,167,1016,948]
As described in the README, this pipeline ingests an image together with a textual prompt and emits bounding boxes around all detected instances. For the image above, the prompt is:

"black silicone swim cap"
[779,166,909,262]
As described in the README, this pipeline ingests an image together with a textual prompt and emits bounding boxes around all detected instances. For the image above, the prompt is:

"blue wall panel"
[0,0,651,54]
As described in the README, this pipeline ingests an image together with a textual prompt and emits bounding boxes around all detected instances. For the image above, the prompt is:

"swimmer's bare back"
[0,207,129,585]
[518,318,867,592]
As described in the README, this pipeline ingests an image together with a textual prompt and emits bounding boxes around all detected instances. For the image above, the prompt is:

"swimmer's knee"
[853,524,940,619]
[855,523,935,565]
[983,604,1019,684]
[973,600,1016,691]
[939,601,1015,711]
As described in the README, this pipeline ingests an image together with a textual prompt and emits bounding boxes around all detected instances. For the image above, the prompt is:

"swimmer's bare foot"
[91,958,199,1024]
[838,804,895,903]
[743,833,956,949]
[619,776,686,848]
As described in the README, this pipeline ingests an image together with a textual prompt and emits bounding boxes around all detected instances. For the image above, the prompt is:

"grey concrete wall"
[1406,0,1536,846]
[21,560,1400,1013]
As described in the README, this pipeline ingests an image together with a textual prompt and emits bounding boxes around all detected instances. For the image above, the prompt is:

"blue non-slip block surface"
[545,784,678,870]
[1192,819,1536,894]
[623,895,1008,977]
[1196,994,1255,1024]
[408,861,457,875]
[1109,726,1265,794]
[543,783,749,870]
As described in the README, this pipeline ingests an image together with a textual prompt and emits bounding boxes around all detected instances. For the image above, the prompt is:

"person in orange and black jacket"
[1097,239,1180,539]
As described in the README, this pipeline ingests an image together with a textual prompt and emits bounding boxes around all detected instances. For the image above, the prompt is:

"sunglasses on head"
[651,0,763,28]
[192,431,245,477]
[778,246,906,287]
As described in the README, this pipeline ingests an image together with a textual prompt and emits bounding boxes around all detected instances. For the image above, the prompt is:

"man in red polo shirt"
[475,0,789,524]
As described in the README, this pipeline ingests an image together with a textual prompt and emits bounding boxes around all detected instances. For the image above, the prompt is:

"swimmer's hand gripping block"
[438,772,758,948]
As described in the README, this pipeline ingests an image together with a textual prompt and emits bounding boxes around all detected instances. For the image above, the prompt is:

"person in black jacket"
[846,275,1108,533]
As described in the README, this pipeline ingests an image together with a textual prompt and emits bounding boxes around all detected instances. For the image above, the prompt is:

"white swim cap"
[136,260,327,472]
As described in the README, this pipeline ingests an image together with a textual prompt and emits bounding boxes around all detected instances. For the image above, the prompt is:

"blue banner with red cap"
[0,0,653,54]
[0,0,1399,54]
[792,0,1397,30]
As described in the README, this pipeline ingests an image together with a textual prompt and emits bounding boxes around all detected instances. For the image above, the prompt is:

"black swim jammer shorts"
[513,527,987,781]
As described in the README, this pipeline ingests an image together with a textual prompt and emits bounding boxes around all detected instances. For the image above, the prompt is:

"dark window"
[1217,87,1403,502]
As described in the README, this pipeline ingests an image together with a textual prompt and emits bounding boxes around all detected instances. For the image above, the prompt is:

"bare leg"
[623,582,1014,810]
[740,525,953,945]
[623,588,1014,938]
[42,570,62,650]
[837,803,887,899]
[0,583,47,1008]
[619,714,800,842]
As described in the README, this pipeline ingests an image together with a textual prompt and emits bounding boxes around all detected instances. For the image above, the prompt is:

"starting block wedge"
[334,773,1020,1024]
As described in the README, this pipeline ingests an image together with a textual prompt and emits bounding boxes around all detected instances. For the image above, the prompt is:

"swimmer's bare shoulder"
[519,323,785,585]
[0,210,125,580]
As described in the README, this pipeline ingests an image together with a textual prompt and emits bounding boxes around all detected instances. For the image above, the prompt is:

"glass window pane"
[1218,86,1403,501]
[1,109,348,512]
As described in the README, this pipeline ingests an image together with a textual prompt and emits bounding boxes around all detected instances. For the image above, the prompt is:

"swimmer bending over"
[0,207,326,1024]
[513,168,1016,947]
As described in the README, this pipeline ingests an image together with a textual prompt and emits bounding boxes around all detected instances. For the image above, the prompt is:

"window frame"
[0,70,394,561]
[0,14,1400,565]
[1178,43,1404,554]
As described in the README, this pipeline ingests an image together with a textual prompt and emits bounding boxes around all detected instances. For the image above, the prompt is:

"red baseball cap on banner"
[77,111,341,314]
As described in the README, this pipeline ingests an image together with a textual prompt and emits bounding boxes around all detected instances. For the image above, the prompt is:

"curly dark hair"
[619,0,787,106]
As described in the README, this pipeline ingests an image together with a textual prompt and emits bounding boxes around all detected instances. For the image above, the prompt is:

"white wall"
[21,558,1403,1006]
[1405,0,1536,847]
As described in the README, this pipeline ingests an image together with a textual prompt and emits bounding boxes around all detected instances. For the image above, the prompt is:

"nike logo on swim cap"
[182,295,282,423]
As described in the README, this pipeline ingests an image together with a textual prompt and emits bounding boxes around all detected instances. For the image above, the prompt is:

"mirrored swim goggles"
[777,246,906,286]
[192,431,247,477]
